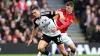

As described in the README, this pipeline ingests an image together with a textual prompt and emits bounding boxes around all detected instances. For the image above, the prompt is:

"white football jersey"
[35,16,61,37]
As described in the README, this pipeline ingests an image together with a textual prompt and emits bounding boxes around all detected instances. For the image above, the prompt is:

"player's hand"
[27,39,32,47]
[60,12,65,20]
[52,27,57,32]
[60,16,65,20]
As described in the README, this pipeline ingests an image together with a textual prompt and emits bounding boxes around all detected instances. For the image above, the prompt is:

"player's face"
[32,9,40,18]
[66,5,73,14]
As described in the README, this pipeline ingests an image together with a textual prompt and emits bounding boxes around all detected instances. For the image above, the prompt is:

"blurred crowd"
[0,0,50,44]
[75,0,100,42]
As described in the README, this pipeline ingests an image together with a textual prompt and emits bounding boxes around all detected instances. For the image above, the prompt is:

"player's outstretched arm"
[44,10,65,20]
[27,27,38,46]
[57,19,73,30]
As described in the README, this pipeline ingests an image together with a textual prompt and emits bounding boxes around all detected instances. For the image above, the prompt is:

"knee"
[38,47,42,51]
[38,46,44,52]
[71,47,76,52]
[61,50,69,56]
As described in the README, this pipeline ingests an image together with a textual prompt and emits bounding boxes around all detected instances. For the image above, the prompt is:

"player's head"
[66,1,74,14]
[31,5,41,18]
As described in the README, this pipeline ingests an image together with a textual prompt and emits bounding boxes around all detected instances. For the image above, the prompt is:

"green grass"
[0,54,100,56]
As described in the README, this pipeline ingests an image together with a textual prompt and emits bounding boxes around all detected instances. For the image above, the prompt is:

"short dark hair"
[30,5,40,11]
[66,1,74,8]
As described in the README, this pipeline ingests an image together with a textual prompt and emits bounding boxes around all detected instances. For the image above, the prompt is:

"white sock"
[51,43,57,55]
[71,52,76,56]
[68,50,76,56]
[73,52,76,56]
[37,52,42,56]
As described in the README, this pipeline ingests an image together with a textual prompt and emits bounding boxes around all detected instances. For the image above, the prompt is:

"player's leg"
[58,44,69,56]
[62,34,76,56]
[38,40,48,55]
[67,38,76,56]
[38,34,51,55]
[61,33,76,56]
[51,42,57,55]
[53,35,68,56]
[37,32,43,56]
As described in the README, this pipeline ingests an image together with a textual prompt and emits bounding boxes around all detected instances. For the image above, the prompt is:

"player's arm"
[57,17,74,30]
[27,27,38,46]
[27,22,39,46]
[48,10,65,20]
[52,17,74,32]
[41,11,64,19]
[32,27,38,40]
[55,10,65,20]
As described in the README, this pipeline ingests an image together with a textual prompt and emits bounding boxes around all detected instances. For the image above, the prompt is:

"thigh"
[64,36,73,46]
[61,33,69,43]
[63,35,76,50]
[64,37,76,50]
[38,40,48,49]
[38,34,51,48]
[61,33,74,46]
[61,33,76,50]
[68,42,76,51]
[41,34,51,43]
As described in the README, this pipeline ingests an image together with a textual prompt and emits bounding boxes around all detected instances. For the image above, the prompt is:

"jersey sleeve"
[33,20,39,28]
[57,14,75,30]
[57,20,72,30]
[41,11,55,18]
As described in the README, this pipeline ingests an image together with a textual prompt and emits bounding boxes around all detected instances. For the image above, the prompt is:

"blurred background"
[0,0,100,56]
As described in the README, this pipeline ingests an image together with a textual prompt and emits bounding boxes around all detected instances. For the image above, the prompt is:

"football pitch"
[0,54,100,56]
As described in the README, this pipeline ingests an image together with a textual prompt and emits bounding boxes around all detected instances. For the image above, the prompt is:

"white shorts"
[61,33,74,45]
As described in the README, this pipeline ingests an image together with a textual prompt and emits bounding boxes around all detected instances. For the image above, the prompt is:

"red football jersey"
[56,9,75,33]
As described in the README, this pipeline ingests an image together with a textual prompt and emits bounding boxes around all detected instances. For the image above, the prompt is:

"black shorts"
[40,34,63,45]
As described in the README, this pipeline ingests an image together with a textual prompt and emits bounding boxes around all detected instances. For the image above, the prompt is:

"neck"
[67,11,72,14]
[37,16,41,19]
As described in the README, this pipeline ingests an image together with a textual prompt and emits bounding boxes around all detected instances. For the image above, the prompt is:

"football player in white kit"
[27,6,69,56]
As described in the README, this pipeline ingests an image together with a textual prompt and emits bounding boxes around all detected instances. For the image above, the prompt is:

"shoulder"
[41,11,50,16]
[57,8,66,12]
[41,11,54,18]
[40,16,50,21]
[71,13,75,16]
[71,13,75,18]
[41,16,49,19]
[69,13,75,20]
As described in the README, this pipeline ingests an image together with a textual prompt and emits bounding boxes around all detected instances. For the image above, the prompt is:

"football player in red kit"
[52,1,76,56]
